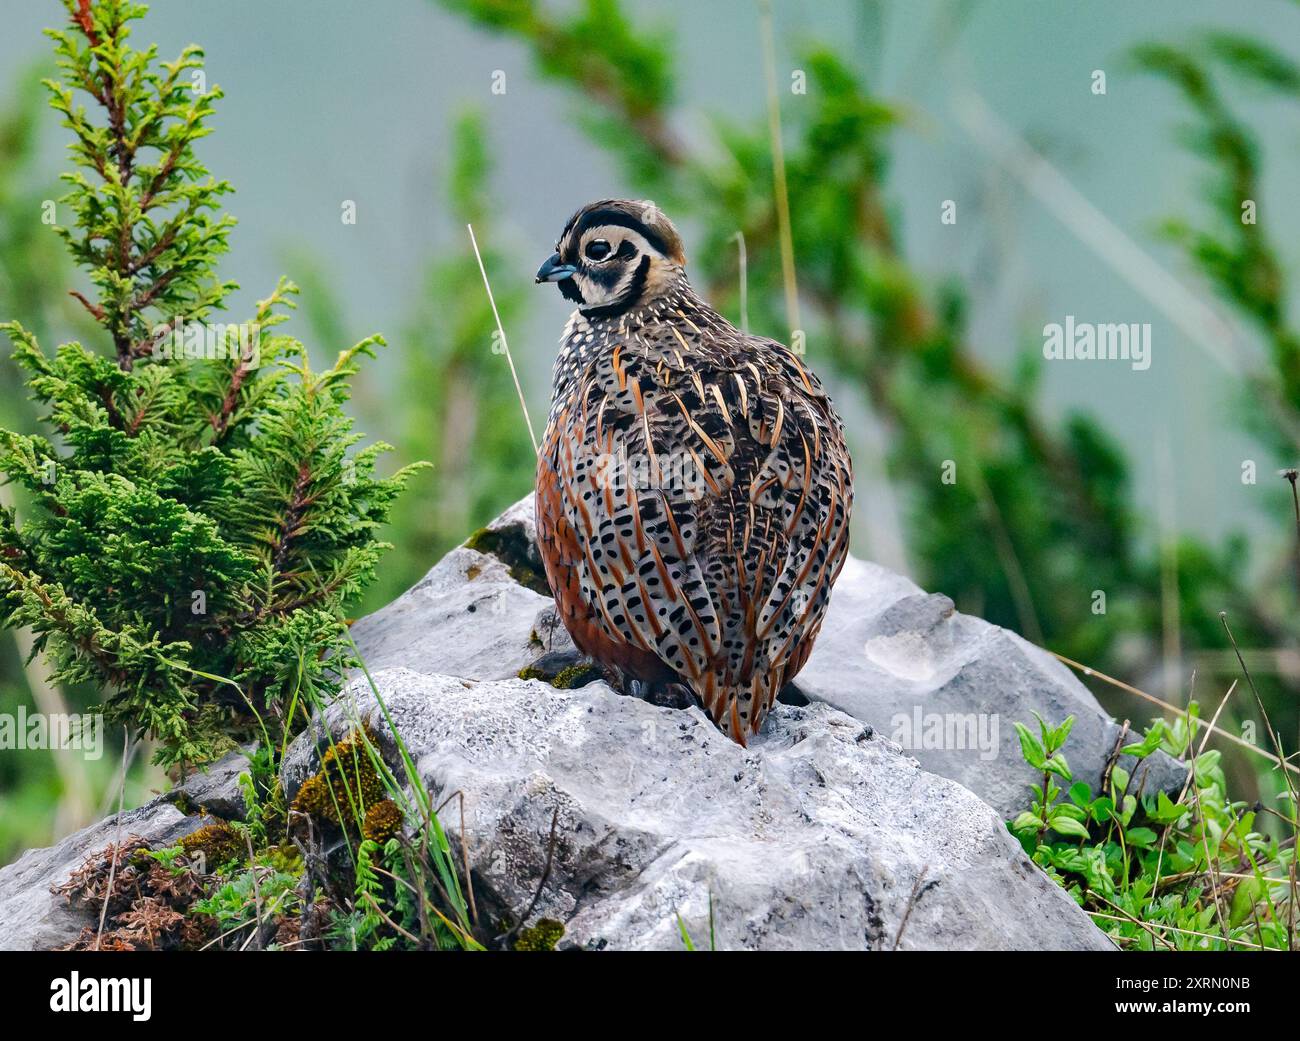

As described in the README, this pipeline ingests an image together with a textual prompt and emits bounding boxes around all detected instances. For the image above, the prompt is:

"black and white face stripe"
[557,222,665,317]
[562,206,676,259]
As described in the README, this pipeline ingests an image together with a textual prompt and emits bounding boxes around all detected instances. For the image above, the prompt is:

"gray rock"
[356,495,1182,819]
[0,801,205,951]
[351,495,575,681]
[797,557,1186,817]
[165,749,251,821]
[282,667,1112,951]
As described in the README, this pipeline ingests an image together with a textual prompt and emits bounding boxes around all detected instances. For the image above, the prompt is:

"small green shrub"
[0,0,422,765]
[1010,709,1297,950]
[29,3,484,954]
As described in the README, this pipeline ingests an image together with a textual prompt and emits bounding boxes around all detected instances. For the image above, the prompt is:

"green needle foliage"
[0,0,422,766]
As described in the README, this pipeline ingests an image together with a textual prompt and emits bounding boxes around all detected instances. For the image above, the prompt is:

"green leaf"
[1121,721,1167,760]
[1068,781,1093,808]
[1049,815,1091,839]
[1150,791,1187,825]
[1010,811,1042,834]
[1049,714,1077,752]
[1088,796,1115,822]
[1014,721,1047,769]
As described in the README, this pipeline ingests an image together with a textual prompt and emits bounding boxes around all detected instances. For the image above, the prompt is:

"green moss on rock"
[552,663,602,689]
[465,523,551,595]
[513,918,564,951]
[517,661,602,689]
[179,820,245,869]
[291,724,386,830]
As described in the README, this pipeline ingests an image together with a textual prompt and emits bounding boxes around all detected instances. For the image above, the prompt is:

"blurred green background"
[2,0,1299,863]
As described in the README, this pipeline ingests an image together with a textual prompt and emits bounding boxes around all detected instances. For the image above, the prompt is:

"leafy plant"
[0,0,422,765]
[1010,709,1298,950]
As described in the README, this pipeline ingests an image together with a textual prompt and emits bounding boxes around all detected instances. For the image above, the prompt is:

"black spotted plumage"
[535,200,853,744]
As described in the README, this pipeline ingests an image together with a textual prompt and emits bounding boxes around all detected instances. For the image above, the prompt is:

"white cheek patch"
[570,226,667,313]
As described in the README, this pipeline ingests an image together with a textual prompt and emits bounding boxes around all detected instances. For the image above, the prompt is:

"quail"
[534,199,854,745]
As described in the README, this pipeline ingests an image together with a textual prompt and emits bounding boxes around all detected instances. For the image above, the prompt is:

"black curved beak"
[535,252,577,283]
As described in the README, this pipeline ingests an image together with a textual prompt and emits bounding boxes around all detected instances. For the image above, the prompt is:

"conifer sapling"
[0,0,424,766]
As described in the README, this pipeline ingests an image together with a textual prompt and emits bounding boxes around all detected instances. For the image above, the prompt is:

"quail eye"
[585,239,612,261]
